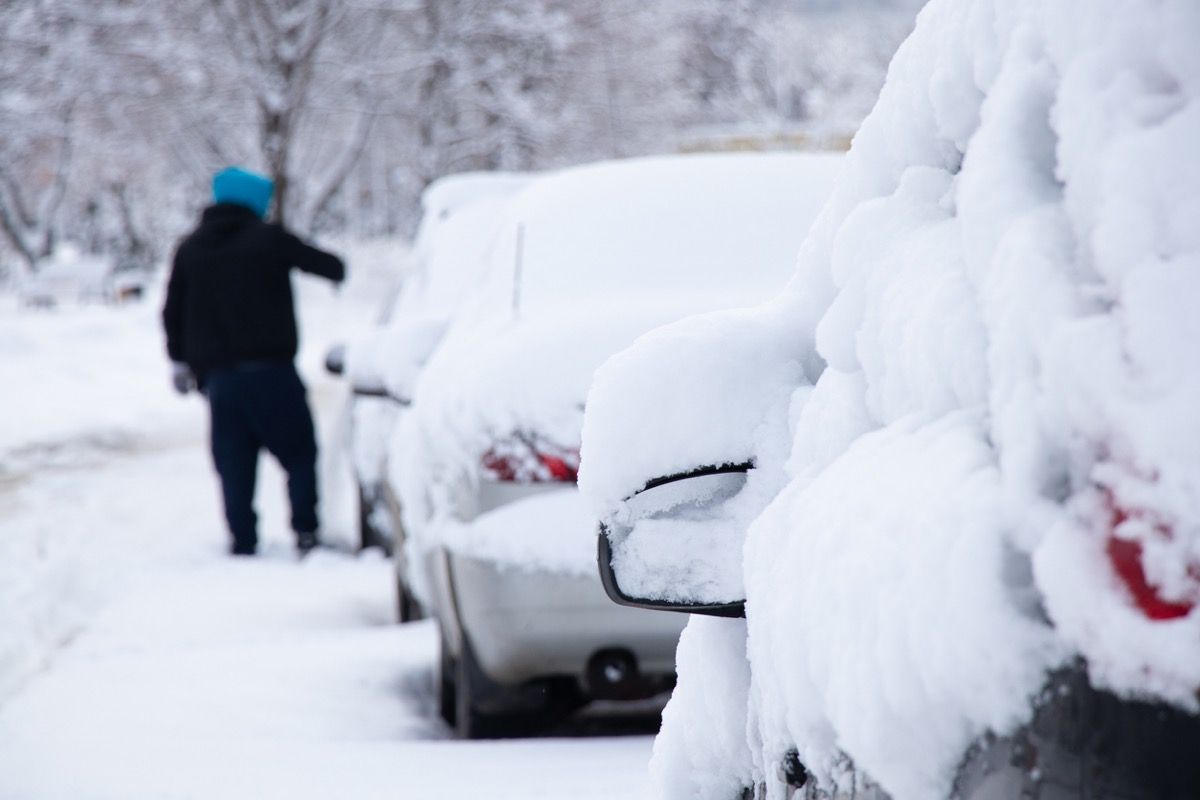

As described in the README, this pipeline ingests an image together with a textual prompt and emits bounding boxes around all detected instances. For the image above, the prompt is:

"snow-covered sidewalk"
[0,247,654,799]
[0,437,655,799]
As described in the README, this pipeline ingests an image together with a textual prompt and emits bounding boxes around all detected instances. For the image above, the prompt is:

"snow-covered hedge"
[580,0,1200,798]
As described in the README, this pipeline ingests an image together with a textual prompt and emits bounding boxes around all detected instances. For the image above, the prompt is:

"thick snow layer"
[438,486,597,577]
[479,154,843,317]
[393,154,840,601]
[582,1,1200,798]
[581,303,810,512]
[747,413,1061,799]
[649,617,756,800]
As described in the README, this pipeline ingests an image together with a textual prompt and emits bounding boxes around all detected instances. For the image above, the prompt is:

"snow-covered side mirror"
[582,305,815,619]
[324,343,347,376]
[344,317,448,404]
[343,334,393,399]
[379,316,449,403]
[598,462,753,618]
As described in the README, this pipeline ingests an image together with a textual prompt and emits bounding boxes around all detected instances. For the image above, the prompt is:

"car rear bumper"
[446,550,686,689]
[954,661,1200,799]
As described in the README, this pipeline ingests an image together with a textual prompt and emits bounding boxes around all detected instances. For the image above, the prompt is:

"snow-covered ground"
[0,240,394,703]
[0,458,653,799]
[0,240,656,798]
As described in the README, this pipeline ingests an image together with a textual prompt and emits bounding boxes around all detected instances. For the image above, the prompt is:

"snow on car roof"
[406,153,844,452]
[419,170,532,219]
[476,153,843,318]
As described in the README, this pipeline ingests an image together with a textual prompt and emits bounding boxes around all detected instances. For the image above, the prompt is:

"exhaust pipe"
[585,648,644,700]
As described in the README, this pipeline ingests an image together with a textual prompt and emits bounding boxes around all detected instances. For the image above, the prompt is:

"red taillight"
[481,450,520,482]
[481,435,579,484]
[538,453,577,482]
[1104,495,1195,621]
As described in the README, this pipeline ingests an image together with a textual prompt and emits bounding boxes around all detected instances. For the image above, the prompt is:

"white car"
[580,0,1200,798]
[389,152,842,738]
[326,172,528,587]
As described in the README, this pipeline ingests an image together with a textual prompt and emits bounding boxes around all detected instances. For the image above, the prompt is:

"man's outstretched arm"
[278,228,345,283]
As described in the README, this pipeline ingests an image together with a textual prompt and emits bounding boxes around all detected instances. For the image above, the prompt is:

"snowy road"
[0,435,657,799]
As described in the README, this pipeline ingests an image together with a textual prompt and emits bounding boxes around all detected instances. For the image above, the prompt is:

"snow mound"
[438,487,597,577]
[582,0,1200,798]
[763,0,1200,793]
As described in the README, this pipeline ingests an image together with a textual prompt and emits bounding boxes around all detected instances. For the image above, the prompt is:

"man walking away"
[163,167,345,556]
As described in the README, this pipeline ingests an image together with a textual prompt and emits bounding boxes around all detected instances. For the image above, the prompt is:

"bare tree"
[204,0,376,230]
[0,2,81,277]
[0,124,73,278]
[0,0,920,285]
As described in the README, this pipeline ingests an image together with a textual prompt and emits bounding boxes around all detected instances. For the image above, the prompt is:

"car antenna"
[512,222,525,320]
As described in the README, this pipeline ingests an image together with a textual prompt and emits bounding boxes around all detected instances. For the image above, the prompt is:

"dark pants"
[206,361,318,552]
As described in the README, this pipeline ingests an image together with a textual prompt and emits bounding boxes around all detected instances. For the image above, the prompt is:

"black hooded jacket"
[163,203,344,375]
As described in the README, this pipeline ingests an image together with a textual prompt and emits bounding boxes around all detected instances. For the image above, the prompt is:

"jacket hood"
[200,203,261,235]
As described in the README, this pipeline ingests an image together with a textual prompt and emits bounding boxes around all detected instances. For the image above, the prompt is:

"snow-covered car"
[389,152,842,738]
[15,244,146,307]
[325,172,528,570]
[581,1,1200,798]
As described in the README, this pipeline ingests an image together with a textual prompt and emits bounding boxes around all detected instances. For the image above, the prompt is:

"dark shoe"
[230,542,257,556]
[296,530,320,557]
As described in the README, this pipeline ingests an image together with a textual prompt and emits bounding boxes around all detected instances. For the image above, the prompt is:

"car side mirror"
[324,341,409,402]
[376,316,447,404]
[324,343,346,376]
[597,462,753,618]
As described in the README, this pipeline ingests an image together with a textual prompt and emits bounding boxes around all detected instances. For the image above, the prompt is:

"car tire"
[357,483,392,554]
[437,632,457,726]
[396,574,421,623]
[454,643,505,739]
[452,645,589,739]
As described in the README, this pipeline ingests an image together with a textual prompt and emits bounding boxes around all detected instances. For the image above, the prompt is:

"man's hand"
[171,362,197,395]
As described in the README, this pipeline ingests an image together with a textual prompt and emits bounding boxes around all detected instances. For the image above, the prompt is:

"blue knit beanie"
[212,167,274,218]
